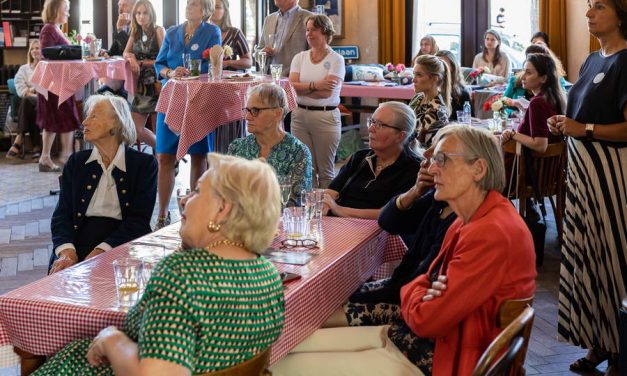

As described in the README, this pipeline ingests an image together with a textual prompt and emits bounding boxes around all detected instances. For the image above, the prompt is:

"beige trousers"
[270,326,424,376]
[291,107,341,188]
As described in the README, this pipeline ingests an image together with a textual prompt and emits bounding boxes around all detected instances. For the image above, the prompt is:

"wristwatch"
[585,123,595,139]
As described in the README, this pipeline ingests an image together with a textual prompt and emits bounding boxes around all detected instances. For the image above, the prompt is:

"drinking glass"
[302,188,324,220]
[270,64,283,81]
[182,53,191,73]
[176,188,191,214]
[267,34,276,49]
[278,175,291,210]
[283,207,309,240]
[256,49,268,76]
[113,258,143,308]
[95,39,102,55]
[188,59,201,77]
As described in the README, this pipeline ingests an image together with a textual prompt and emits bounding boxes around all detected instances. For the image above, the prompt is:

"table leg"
[14,347,46,376]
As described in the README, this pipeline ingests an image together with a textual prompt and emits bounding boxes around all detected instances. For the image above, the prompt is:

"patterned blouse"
[32,249,285,375]
[228,133,313,206]
[409,92,450,147]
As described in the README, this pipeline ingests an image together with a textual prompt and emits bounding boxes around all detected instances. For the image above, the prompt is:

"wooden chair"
[503,140,567,241]
[473,297,535,376]
[196,349,272,376]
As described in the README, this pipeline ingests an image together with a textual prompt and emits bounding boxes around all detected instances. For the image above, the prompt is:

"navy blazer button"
[81,198,85,203]
[77,213,82,217]
[92,174,97,179]
[122,189,127,194]
[74,225,78,229]
[120,178,124,182]
[87,185,92,190]
[125,202,130,207]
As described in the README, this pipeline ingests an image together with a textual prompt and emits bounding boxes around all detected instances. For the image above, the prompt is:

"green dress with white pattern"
[32,248,285,375]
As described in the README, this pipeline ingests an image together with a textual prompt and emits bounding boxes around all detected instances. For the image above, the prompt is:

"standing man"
[259,0,312,77]
[108,0,136,56]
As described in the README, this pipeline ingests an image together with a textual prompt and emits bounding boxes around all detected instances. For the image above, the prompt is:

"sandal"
[6,143,24,159]
[569,348,609,372]
[155,212,171,230]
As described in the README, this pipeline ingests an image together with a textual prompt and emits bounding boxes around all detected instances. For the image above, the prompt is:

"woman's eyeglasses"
[242,107,278,117]
[367,118,402,131]
[430,152,473,168]
[280,239,318,249]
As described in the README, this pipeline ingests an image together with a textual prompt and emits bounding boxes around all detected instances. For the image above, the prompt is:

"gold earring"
[207,221,221,233]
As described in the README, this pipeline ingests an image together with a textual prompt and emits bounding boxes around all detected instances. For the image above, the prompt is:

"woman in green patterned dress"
[229,83,313,206]
[33,153,285,376]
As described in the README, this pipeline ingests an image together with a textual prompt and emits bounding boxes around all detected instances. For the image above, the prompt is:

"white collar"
[279,4,299,17]
[86,144,126,172]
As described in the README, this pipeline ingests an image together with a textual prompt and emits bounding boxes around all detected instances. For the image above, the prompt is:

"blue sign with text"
[331,46,359,60]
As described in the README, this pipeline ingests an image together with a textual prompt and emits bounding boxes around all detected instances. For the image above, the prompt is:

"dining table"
[30,58,136,106]
[0,217,406,372]
[155,74,298,160]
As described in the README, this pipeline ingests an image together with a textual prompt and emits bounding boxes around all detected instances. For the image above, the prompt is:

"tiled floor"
[0,150,609,375]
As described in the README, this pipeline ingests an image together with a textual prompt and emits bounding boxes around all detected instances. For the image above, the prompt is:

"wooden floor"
[0,155,611,375]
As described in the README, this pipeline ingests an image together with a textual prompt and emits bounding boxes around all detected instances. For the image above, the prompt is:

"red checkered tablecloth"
[30,59,136,106]
[0,217,406,367]
[155,76,298,160]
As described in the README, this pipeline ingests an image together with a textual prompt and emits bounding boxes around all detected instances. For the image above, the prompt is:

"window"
[152,0,164,26]
[489,0,539,68]
[413,0,462,63]
[78,0,93,36]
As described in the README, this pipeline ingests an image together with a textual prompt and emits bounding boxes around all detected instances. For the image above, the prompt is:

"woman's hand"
[548,115,586,137]
[501,129,515,143]
[168,66,190,79]
[50,249,79,274]
[315,78,339,92]
[547,115,561,135]
[128,57,140,74]
[322,193,342,216]
[86,326,121,367]
[262,46,275,56]
[422,275,448,302]
[85,248,106,260]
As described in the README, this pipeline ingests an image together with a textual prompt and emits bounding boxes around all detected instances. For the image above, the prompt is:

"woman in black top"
[435,50,471,121]
[547,1,626,373]
[323,102,421,219]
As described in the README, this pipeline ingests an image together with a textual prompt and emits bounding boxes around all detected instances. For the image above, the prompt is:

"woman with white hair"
[322,101,421,219]
[34,154,284,376]
[48,94,157,274]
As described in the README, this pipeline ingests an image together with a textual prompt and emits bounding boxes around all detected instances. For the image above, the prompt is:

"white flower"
[223,44,234,58]
[491,100,504,112]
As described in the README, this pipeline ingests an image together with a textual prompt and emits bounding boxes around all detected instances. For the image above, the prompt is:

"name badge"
[323,61,331,70]
[593,73,605,84]
[191,43,199,51]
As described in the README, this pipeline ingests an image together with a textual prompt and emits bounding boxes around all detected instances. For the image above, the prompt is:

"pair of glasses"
[430,152,473,168]
[242,107,278,117]
[367,118,402,131]
[280,239,318,249]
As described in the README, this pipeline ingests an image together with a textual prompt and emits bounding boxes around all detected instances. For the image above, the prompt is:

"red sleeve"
[400,227,509,338]
[527,97,554,139]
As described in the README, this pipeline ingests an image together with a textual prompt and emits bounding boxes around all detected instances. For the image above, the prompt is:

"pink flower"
[395,64,405,73]
[75,34,82,43]
[385,63,394,72]
[83,35,94,44]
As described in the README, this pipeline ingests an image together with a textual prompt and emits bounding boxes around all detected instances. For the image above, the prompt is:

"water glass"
[302,189,324,220]
[113,258,143,308]
[270,64,283,81]
[278,175,292,210]
[283,207,309,240]
[267,33,276,49]
[95,39,102,54]
[182,53,191,72]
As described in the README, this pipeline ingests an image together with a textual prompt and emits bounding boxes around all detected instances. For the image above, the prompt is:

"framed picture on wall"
[314,0,344,39]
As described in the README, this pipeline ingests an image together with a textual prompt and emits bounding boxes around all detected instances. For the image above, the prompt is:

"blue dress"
[154,22,221,155]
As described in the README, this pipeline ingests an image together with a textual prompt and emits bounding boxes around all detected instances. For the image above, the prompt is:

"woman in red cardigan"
[400,125,537,375]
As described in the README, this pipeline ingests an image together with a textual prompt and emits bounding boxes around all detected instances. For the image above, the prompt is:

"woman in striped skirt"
[547,1,627,374]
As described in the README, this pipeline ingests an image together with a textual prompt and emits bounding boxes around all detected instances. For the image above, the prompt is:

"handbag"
[42,45,82,60]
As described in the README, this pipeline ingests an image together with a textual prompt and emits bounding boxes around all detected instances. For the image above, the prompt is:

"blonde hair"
[414,54,452,112]
[436,125,505,192]
[412,35,439,66]
[42,0,68,24]
[27,39,40,65]
[305,14,335,44]
[205,153,281,254]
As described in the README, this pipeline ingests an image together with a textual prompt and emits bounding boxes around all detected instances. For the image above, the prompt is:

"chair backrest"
[485,336,525,376]
[472,297,535,376]
[196,349,272,376]
[7,78,20,121]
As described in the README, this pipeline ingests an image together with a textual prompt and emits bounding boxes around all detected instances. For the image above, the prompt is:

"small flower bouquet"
[385,62,410,85]
[483,94,509,130]
[202,44,233,60]
[72,32,99,58]
[466,66,491,84]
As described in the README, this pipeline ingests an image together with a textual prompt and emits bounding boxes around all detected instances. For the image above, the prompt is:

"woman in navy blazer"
[49,94,157,273]
[153,0,221,230]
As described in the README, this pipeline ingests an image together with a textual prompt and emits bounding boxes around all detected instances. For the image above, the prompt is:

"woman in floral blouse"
[409,54,451,148]
[228,83,312,205]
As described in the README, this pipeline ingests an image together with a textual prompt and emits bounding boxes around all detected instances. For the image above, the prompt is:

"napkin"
[209,45,224,78]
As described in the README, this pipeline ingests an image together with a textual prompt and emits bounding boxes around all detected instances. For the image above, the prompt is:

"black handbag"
[42,45,82,60]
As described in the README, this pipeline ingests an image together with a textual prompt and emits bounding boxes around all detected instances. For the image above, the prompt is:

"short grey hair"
[378,101,416,145]
[83,94,137,146]
[206,153,281,254]
[247,83,290,119]
[436,124,505,192]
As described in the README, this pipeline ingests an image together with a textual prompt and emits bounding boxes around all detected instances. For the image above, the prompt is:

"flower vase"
[392,75,402,85]
[212,60,223,81]
[81,41,90,58]
[492,111,507,131]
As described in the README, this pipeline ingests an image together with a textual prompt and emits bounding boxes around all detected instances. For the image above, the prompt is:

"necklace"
[204,239,245,252]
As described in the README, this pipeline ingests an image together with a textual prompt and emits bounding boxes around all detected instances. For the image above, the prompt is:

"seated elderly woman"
[271,125,536,376]
[34,154,285,375]
[228,83,312,205]
[48,94,157,274]
[322,101,421,219]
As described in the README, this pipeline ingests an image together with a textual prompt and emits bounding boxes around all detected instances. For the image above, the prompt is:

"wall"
[300,0,379,63]
[566,0,590,81]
